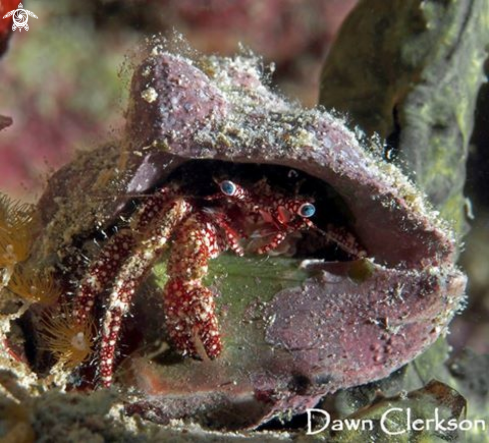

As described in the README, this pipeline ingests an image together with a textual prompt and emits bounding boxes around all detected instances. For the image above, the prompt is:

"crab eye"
[298,202,315,218]
[220,180,237,196]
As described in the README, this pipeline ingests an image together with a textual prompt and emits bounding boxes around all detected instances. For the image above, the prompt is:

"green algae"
[153,253,312,356]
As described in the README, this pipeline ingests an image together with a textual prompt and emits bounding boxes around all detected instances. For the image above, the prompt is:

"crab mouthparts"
[277,206,293,224]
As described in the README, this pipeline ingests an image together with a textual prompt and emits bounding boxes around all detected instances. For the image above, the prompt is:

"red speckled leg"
[73,232,135,325]
[98,199,192,387]
[256,231,288,254]
[211,211,245,257]
[72,188,175,326]
[163,213,226,359]
[255,219,366,259]
[164,279,222,359]
[254,218,312,255]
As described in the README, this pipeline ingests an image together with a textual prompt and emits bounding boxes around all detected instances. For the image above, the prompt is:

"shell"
[34,45,466,429]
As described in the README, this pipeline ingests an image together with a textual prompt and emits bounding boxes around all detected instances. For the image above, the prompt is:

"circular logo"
[13,9,28,29]
[2,3,38,32]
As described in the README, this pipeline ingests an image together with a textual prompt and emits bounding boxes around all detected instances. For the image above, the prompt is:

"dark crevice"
[161,160,363,261]
[66,159,364,264]
[384,104,402,163]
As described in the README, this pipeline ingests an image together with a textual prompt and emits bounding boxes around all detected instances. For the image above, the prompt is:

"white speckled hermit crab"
[56,175,363,387]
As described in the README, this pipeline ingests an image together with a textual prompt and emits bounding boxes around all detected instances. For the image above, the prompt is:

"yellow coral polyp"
[7,267,61,305]
[39,310,94,368]
[0,230,32,267]
[0,193,35,226]
[0,193,38,269]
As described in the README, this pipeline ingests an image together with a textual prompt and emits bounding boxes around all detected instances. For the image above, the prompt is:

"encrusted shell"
[35,47,466,429]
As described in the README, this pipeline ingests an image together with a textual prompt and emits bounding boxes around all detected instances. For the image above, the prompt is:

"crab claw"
[164,278,222,360]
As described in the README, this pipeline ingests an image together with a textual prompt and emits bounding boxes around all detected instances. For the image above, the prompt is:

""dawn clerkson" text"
[306,408,487,436]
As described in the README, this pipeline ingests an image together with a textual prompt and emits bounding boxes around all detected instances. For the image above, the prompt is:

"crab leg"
[98,198,192,387]
[253,217,312,255]
[164,279,222,360]
[205,209,245,257]
[255,218,366,259]
[163,212,227,359]
[72,188,176,325]
[72,232,136,324]
[320,224,366,258]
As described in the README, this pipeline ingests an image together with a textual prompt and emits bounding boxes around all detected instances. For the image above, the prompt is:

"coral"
[0,194,37,285]
[37,306,94,370]
[7,267,60,305]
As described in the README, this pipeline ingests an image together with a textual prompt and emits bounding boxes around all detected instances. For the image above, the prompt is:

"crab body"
[217,179,365,257]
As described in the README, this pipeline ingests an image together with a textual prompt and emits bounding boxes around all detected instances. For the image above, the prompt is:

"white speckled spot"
[141,87,158,103]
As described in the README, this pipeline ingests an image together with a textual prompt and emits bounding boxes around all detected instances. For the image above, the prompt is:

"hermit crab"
[63,172,365,388]
[20,43,465,428]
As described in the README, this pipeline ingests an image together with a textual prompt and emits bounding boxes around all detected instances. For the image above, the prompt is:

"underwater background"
[1,1,488,441]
